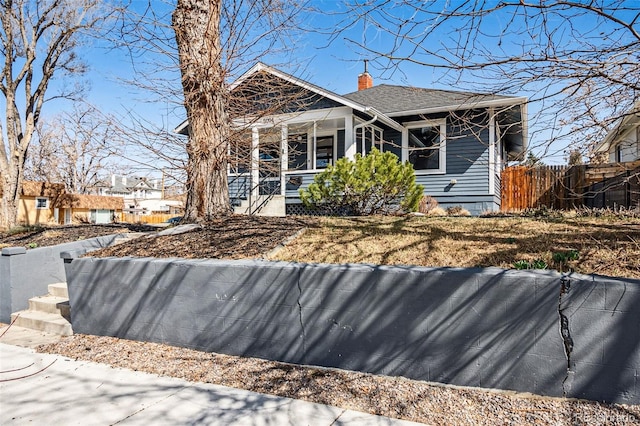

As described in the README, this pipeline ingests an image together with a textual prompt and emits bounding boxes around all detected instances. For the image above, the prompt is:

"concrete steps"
[10,283,72,336]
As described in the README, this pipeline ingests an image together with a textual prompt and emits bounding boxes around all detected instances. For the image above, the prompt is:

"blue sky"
[41,0,637,167]
[53,1,493,130]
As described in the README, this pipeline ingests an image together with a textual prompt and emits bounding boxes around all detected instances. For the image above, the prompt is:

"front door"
[315,136,334,168]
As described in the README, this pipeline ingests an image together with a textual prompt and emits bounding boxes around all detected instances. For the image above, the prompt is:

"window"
[229,131,251,174]
[315,136,334,168]
[36,197,48,209]
[288,133,308,170]
[406,120,446,173]
[356,125,384,155]
[259,128,281,178]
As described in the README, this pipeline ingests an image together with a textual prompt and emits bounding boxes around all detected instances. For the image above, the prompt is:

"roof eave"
[365,107,404,132]
[174,119,189,135]
[386,96,528,118]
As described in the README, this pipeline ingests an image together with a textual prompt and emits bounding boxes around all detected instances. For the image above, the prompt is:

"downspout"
[353,115,378,156]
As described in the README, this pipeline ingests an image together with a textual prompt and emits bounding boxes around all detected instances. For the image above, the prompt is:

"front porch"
[228,107,402,215]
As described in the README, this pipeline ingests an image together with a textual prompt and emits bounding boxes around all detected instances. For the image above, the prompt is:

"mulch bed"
[0,224,156,249]
[88,215,312,259]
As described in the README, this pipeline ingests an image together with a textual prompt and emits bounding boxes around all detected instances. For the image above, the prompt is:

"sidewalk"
[0,341,425,425]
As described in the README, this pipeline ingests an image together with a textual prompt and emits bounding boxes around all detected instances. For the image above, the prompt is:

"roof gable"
[229,70,344,118]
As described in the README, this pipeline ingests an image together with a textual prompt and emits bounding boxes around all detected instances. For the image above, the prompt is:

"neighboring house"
[18,181,66,225]
[95,174,183,215]
[55,193,123,224]
[594,100,640,163]
[176,62,528,215]
[18,181,123,225]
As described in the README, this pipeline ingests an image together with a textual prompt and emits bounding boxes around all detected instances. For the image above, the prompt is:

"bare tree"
[172,0,230,220]
[337,1,639,161]
[170,0,306,221]
[25,103,119,193]
[0,0,115,229]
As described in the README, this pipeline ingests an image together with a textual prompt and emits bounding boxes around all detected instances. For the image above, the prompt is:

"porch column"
[280,124,288,196]
[401,128,409,163]
[344,114,355,160]
[488,108,496,196]
[251,127,260,200]
[312,121,317,170]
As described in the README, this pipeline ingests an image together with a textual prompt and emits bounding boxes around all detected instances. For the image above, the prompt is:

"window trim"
[403,119,446,174]
[310,130,337,171]
[355,124,384,156]
[35,197,49,210]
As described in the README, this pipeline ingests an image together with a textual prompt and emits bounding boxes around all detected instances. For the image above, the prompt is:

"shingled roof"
[342,84,516,116]
[54,193,123,210]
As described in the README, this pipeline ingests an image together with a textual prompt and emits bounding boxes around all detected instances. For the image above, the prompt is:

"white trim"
[280,124,288,196]
[312,122,317,170]
[401,128,409,163]
[251,128,260,200]
[233,106,352,129]
[489,108,496,196]
[309,129,337,171]
[520,101,529,155]
[386,97,528,118]
[283,170,322,175]
[35,197,49,209]
[344,115,354,160]
[404,119,447,175]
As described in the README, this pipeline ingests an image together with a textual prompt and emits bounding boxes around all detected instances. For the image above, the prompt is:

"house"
[55,193,123,224]
[594,100,640,163]
[18,181,66,225]
[176,62,528,215]
[95,174,183,215]
[18,181,123,225]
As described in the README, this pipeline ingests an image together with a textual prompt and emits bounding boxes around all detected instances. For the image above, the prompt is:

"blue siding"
[285,173,318,198]
[413,120,490,197]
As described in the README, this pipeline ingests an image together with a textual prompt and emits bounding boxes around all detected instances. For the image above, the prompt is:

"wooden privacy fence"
[119,213,176,224]
[501,161,640,211]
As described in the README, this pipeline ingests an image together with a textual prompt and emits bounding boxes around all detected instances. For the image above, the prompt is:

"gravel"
[38,334,640,425]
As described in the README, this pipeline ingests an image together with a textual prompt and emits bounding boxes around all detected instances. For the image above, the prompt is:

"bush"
[426,206,447,216]
[446,206,471,216]
[299,148,424,215]
[418,195,439,214]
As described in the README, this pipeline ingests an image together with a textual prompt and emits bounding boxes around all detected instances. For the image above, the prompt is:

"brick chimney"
[357,60,373,91]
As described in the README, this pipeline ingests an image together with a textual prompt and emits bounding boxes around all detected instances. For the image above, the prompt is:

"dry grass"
[273,216,640,279]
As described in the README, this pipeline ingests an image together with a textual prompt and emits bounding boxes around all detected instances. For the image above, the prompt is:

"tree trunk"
[0,163,22,230]
[173,0,231,222]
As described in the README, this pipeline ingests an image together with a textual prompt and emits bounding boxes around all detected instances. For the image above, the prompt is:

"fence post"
[0,247,27,323]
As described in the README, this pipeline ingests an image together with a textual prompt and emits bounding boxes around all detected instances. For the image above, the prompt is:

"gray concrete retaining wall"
[0,234,120,323]
[62,257,640,404]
